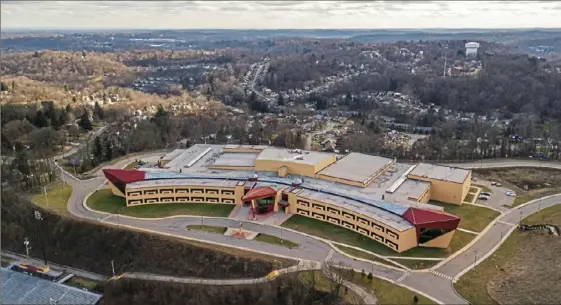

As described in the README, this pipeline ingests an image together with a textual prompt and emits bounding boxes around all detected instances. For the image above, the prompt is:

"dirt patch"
[486,231,561,305]
[474,167,561,191]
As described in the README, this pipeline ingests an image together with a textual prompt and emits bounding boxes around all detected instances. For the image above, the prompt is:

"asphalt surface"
[60,156,561,305]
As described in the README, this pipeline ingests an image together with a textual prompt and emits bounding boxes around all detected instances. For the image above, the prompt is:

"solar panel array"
[1,268,102,305]
[142,171,410,217]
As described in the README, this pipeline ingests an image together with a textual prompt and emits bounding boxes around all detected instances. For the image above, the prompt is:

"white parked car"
[479,195,490,200]
[496,183,503,187]
[506,190,516,197]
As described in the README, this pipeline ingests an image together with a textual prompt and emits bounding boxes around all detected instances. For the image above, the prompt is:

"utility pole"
[111,260,116,277]
[33,210,48,266]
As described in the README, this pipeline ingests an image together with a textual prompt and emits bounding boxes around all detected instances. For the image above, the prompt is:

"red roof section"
[403,207,460,228]
[103,169,146,185]
[242,186,277,201]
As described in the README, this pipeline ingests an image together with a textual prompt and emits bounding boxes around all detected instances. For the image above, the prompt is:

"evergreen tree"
[34,110,49,128]
[78,111,93,131]
[93,137,103,162]
[66,104,72,113]
[94,101,104,120]
[0,81,8,91]
[277,94,285,106]
[105,140,113,161]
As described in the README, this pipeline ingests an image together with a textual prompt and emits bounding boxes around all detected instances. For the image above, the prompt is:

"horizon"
[2,1,560,30]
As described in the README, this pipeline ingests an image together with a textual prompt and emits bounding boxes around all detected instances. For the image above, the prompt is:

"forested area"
[1,189,286,278]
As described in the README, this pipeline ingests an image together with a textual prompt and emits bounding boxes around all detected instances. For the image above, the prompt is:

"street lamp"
[33,210,48,266]
[474,250,478,269]
[519,210,523,224]
[24,238,31,258]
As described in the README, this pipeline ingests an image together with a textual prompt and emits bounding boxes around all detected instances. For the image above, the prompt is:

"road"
[58,156,561,304]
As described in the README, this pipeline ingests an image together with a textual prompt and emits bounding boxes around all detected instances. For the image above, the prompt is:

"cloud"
[1,1,560,29]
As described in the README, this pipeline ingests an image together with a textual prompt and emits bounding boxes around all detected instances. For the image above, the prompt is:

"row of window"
[127,197,235,205]
[127,188,235,197]
[296,199,399,239]
[296,208,399,251]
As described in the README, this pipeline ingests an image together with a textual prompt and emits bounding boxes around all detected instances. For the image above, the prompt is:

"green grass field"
[186,225,227,234]
[66,277,99,291]
[334,244,405,269]
[31,183,72,214]
[87,189,235,217]
[254,234,299,248]
[463,193,475,203]
[388,258,441,270]
[298,271,362,304]
[430,201,500,232]
[454,204,561,305]
[350,272,437,304]
[282,215,475,258]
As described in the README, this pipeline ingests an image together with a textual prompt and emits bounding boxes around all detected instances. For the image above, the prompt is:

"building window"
[342,221,354,230]
[357,217,370,226]
[297,208,309,216]
[146,199,158,204]
[342,212,355,220]
[357,227,370,236]
[221,190,234,195]
[312,212,326,220]
[143,190,157,195]
[312,204,325,211]
[385,240,399,251]
[176,188,189,194]
[128,200,143,205]
[160,197,174,203]
[371,232,384,242]
[192,197,204,202]
[191,189,203,194]
[176,197,190,202]
[127,191,141,197]
[372,223,385,232]
[206,189,218,194]
[160,189,173,194]
[327,216,340,225]
[221,198,235,204]
[206,197,219,203]
[327,207,340,215]
[297,200,310,207]
[386,229,399,240]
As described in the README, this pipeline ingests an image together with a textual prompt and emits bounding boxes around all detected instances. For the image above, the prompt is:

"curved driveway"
[61,156,561,305]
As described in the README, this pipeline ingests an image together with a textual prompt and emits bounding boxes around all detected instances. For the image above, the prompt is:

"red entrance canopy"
[402,207,461,242]
[103,169,146,185]
[242,186,277,201]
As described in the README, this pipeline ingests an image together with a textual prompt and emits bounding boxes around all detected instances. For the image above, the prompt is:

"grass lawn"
[473,184,493,193]
[469,187,479,193]
[389,258,441,270]
[430,201,500,232]
[87,189,235,217]
[298,271,362,304]
[350,272,437,305]
[66,276,99,291]
[186,225,227,234]
[1,257,13,267]
[31,183,72,214]
[463,193,475,203]
[282,215,474,258]
[254,233,299,249]
[512,188,561,207]
[454,204,561,305]
[334,244,405,269]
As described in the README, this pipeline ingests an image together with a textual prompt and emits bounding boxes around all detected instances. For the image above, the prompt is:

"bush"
[367,272,373,281]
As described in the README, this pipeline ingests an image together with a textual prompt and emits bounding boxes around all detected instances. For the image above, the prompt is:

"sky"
[2,1,560,30]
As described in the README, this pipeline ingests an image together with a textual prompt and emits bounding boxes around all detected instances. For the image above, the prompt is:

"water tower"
[465,42,480,58]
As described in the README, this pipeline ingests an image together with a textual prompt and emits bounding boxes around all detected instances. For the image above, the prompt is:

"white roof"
[318,153,395,183]
[211,153,259,167]
[256,148,334,167]
[409,163,470,184]
[465,42,480,48]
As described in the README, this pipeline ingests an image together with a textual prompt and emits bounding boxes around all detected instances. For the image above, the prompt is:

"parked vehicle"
[506,190,516,197]
[491,182,497,186]
[479,195,490,200]
[496,183,503,187]
[480,192,491,197]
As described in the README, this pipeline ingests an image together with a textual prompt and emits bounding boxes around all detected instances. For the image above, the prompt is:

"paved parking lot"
[473,179,516,211]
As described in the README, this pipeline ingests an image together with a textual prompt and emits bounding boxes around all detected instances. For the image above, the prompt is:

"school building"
[103,144,471,253]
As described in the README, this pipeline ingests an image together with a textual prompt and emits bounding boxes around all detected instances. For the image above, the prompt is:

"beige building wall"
[408,175,465,205]
[417,185,432,203]
[108,181,126,197]
[124,185,237,206]
[287,192,418,253]
[207,165,256,171]
[222,147,265,153]
[255,160,318,177]
[460,171,472,202]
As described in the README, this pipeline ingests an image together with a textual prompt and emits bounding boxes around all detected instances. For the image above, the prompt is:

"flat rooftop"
[128,178,240,189]
[409,163,470,184]
[318,153,395,184]
[256,148,334,167]
[161,149,186,161]
[1,268,102,305]
[210,152,259,167]
[393,179,431,201]
[165,144,221,169]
